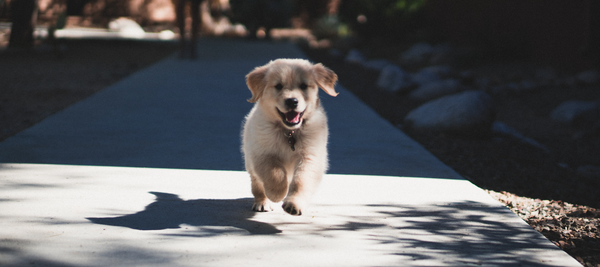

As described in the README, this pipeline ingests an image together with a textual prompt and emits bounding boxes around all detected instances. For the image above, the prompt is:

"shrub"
[338,0,427,41]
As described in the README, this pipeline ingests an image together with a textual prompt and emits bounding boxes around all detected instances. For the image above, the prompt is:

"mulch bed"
[301,45,600,267]
[489,190,600,266]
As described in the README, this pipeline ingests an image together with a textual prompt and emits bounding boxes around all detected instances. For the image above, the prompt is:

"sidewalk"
[0,38,581,266]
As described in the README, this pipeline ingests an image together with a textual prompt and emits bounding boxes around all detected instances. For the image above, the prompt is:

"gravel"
[489,190,599,266]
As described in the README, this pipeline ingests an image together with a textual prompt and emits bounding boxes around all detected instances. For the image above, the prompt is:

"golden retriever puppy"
[242,59,338,216]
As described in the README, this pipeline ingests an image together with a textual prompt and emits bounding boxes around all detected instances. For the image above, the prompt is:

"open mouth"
[277,108,304,127]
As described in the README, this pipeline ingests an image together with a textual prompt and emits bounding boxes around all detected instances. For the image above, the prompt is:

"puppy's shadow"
[87,192,281,235]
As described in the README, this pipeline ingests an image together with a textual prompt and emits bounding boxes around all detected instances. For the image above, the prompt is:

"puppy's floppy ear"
[246,65,268,103]
[313,63,339,97]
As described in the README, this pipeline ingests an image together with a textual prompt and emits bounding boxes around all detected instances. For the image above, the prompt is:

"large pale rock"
[376,64,413,93]
[409,79,466,102]
[108,18,145,39]
[404,90,495,136]
[401,42,434,65]
[158,30,176,40]
[401,43,453,65]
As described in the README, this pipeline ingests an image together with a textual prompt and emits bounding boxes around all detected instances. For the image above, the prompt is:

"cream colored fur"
[242,58,338,216]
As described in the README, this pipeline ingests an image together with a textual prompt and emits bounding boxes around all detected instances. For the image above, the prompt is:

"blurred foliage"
[338,0,428,41]
[313,14,346,39]
[229,0,294,36]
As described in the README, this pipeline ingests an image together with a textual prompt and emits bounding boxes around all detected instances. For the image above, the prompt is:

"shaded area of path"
[0,38,459,178]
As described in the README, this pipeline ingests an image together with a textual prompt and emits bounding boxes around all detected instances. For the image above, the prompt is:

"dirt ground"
[0,38,178,142]
[0,37,598,266]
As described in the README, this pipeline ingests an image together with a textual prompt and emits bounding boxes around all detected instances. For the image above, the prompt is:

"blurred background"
[1,0,599,68]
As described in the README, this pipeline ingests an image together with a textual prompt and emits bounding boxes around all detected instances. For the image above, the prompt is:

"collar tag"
[286,131,296,151]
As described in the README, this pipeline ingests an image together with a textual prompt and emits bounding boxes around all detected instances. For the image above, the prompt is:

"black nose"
[285,98,299,109]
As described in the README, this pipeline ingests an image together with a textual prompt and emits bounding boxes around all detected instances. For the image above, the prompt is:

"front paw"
[282,201,303,216]
[252,200,274,212]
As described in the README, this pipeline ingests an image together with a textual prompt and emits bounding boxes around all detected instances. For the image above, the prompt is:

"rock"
[158,30,175,40]
[411,68,441,86]
[404,90,495,136]
[422,65,452,77]
[487,80,540,95]
[409,79,467,102]
[550,100,598,124]
[376,65,412,93]
[401,43,455,66]
[345,49,365,64]
[108,17,145,39]
[362,59,394,71]
[572,104,600,129]
[400,42,434,65]
[576,70,600,85]
[491,121,550,152]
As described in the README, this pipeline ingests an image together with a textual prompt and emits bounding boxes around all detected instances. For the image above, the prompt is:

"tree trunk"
[8,0,39,49]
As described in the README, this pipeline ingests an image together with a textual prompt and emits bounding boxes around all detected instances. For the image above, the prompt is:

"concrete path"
[0,38,581,266]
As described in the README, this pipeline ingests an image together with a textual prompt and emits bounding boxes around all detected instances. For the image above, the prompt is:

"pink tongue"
[286,112,300,123]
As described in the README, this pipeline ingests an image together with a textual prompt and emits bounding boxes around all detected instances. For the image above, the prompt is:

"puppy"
[242,59,338,216]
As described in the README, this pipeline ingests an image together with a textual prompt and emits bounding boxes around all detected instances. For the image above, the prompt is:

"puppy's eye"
[275,83,283,90]
[299,83,308,90]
